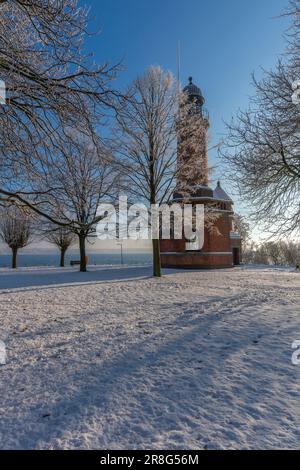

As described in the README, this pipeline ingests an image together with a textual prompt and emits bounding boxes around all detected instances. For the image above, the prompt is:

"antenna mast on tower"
[177,40,181,113]
[177,40,181,91]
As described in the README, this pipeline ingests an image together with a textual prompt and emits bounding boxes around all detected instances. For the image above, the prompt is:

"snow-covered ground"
[0,265,300,450]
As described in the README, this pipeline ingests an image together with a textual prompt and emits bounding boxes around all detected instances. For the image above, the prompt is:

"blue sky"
[82,0,289,189]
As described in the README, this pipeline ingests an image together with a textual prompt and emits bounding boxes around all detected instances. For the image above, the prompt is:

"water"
[0,252,152,268]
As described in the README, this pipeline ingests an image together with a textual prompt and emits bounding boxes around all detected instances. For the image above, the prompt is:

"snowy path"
[0,266,300,449]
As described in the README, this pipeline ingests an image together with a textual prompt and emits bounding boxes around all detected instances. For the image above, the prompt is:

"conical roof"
[213,181,233,202]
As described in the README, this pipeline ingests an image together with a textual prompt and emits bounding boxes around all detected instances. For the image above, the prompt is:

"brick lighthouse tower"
[160,77,242,269]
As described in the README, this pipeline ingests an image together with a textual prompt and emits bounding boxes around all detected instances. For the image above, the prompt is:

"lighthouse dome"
[183,76,205,105]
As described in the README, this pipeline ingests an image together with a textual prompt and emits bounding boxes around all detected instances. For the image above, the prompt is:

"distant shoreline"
[0,252,152,269]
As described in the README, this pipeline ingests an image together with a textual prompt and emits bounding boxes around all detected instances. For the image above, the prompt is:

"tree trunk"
[60,248,66,268]
[12,247,18,269]
[150,168,161,277]
[152,238,161,277]
[79,233,87,272]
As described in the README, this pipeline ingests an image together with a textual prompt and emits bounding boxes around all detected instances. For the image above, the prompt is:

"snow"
[0,265,300,449]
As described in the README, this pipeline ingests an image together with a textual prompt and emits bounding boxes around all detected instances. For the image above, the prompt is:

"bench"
[70,260,81,266]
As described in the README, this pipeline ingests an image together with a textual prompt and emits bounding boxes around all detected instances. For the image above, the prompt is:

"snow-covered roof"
[213,181,233,202]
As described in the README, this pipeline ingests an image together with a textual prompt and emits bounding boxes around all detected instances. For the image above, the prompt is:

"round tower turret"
[183,76,205,109]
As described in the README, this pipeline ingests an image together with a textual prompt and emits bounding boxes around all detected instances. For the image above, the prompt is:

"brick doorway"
[233,248,240,266]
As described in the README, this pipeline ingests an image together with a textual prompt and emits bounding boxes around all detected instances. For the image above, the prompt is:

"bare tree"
[0,206,31,268]
[242,241,256,264]
[0,0,121,216]
[24,130,119,272]
[45,227,76,267]
[265,241,286,266]
[221,0,300,238]
[115,66,211,277]
[242,239,300,266]
[115,67,177,277]
[285,0,300,66]
[281,239,300,265]
[253,244,270,266]
[233,214,250,251]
